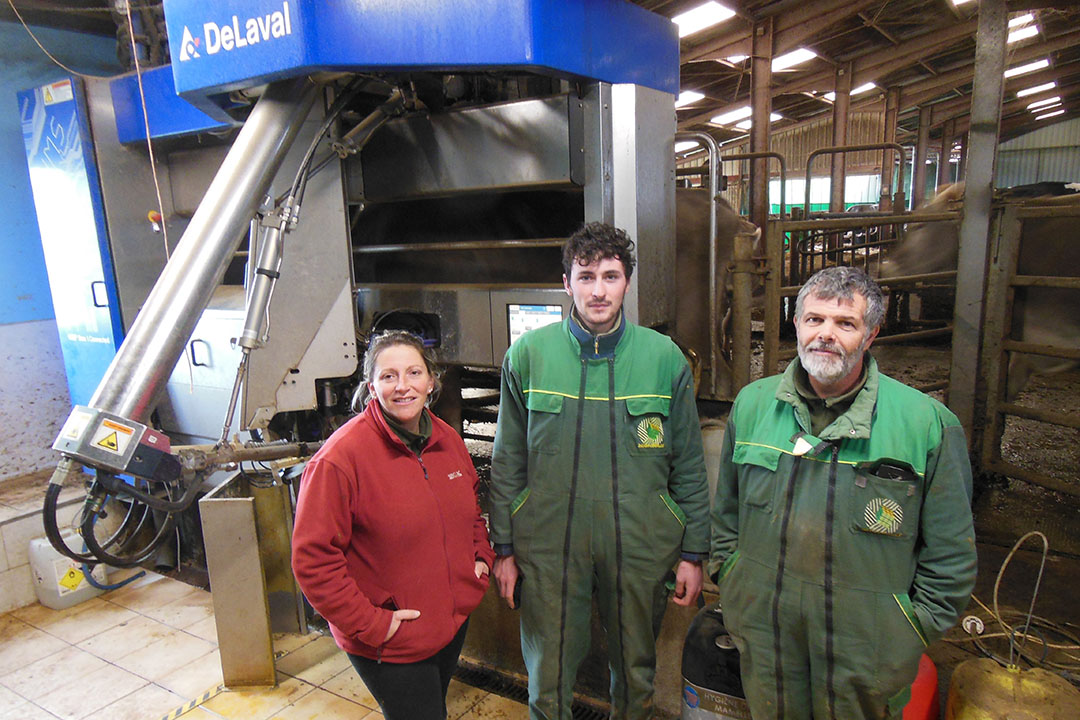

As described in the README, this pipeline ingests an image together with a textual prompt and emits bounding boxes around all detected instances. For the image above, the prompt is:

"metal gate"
[978,201,1080,497]
[757,209,961,389]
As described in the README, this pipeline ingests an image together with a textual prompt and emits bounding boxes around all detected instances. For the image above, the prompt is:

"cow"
[673,188,761,397]
[880,183,1080,399]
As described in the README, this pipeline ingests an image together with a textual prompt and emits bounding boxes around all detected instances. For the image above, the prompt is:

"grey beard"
[798,340,864,385]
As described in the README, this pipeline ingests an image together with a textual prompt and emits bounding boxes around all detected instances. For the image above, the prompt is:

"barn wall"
[997,117,1080,187]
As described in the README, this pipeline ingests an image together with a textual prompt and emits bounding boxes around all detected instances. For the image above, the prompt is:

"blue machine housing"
[162,0,678,113]
[18,79,124,406]
[110,65,234,144]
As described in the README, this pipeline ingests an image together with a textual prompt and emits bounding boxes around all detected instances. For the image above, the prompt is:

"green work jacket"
[710,355,977,648]
[490,316,709,569]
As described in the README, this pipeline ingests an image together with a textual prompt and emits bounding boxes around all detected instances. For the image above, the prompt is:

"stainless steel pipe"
[674,131,720,397]
[89,78,318,422]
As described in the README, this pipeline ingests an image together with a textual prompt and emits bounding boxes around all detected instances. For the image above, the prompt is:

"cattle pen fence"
[753,209,961,391]
[978,202,1080,497]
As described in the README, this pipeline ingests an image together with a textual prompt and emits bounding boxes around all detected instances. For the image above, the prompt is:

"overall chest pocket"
[849,458,921,539]
[525,391,565,455]
[732,443,783,512]
[625,397,671,457]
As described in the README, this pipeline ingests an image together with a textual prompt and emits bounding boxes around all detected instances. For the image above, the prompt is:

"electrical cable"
[122,0,172,264]
[5,0,117,79]
[948,532,1080,676]
[80,538,146,591]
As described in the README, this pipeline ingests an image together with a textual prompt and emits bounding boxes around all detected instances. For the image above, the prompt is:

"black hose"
[80,489,179,568]
[287,78,367,203]
[43,482,97,564]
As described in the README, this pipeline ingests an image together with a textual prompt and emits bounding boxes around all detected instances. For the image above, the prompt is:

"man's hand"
[493,554,520,609]
[384,609,420,642]
[672,560,703,607]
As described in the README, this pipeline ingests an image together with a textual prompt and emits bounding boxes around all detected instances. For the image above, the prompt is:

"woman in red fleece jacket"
[292,331,494,720]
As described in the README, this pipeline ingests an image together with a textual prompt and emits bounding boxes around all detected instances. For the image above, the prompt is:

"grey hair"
[351,330,442,413]
[794,266,885,329]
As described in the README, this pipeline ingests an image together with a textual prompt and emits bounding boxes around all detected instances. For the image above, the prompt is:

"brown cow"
[673,188,760,397]
[880,183,1080,398]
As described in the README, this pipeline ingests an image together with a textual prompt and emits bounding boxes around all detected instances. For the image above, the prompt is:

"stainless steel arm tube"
[89,77,318,422]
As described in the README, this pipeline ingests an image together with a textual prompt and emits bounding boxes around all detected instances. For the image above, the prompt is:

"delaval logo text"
[178,1,293,62]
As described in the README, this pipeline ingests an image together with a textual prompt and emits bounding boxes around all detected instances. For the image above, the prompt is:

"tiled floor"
[0,570,528,719]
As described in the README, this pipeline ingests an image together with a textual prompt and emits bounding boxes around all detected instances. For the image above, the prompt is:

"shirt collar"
[569,308,626,359]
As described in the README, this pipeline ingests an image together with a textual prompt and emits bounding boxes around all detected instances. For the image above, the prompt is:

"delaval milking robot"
[44,0,681,697]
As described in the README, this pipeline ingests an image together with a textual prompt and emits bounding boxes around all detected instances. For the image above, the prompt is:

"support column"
[879,87,900,211]
[948,0,1006,444]
[830,63,852,212]
[912,105,932,207]
[750,18,773,230]
[957,131,969,181]
[938,117,956,188]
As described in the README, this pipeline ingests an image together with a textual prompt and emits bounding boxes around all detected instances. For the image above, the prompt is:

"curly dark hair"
[562,222,636,279]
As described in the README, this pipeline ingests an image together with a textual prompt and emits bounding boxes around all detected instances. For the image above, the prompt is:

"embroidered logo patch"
[636,416,665,449]
[864,498,903,534]
[447,470,463,480]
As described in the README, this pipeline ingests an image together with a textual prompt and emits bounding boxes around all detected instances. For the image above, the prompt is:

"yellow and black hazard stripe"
[158,683,225,720]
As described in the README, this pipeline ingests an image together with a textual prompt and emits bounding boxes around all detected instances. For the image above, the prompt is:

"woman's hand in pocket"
[384,609,420,642]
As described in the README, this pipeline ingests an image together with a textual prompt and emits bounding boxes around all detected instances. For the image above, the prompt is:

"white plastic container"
[28,533,110,610]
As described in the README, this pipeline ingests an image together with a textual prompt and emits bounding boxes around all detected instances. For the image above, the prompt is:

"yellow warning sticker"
[90,418,135,456]
[59,567,84,592]
[42,79,73,105]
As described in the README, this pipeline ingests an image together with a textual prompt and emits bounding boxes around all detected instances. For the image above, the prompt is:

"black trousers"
[347,620,469,720]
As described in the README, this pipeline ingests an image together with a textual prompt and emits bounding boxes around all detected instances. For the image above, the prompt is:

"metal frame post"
[880,87,900,211]
[750,18,773,231]
[830,63,852,213]
[947,0,1006,443]
[913,105,931,207]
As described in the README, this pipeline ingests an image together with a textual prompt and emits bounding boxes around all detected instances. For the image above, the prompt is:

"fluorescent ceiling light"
[1008,25,1039,44]
[1027,95,1060,109]
[711,105,753,125]
[951,0,974,5]
[1035,109,1066,120]
[672,2,736,38]
[675,90,705,108]
[823,83,876,102]
[725,54,748,63]
[1030,103,1061,113]
[1017,81,1056,97]
[1009,13,1034,28]
[772,48,817,71]
[675,140,702,153]
[1004,59,1049,78]
[734,113,783,130]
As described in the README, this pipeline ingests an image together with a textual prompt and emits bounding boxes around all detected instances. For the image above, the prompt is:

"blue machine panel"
[18,78,122,407]
[110,65,234,144]
[163,0,678,106]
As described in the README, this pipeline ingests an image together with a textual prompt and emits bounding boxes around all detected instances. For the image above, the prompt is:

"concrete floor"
[2,441,1076,719]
